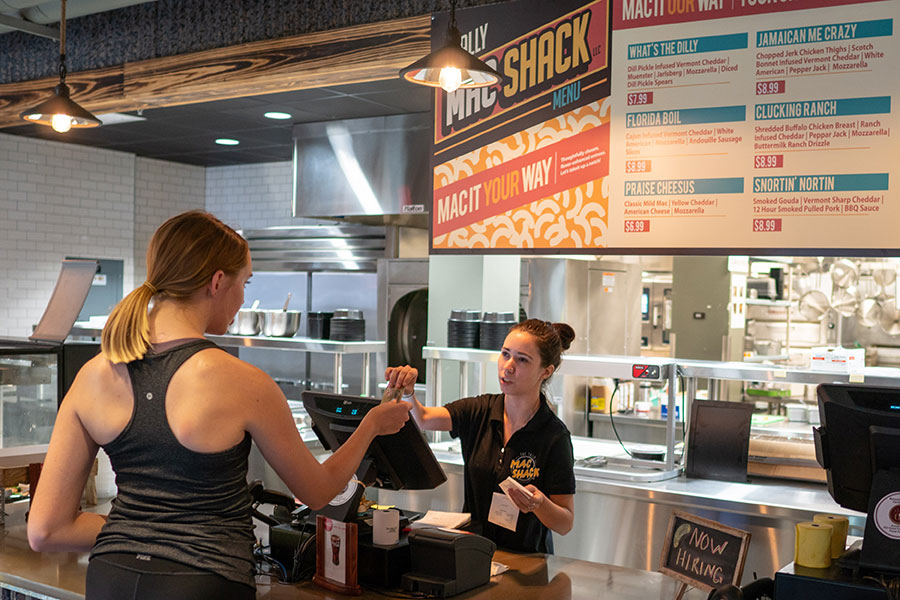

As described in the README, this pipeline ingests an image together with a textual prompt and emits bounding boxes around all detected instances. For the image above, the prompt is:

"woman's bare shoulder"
[183,348,280,398]
[72,354,130,390]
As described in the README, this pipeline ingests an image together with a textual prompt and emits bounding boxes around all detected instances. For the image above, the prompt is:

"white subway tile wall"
[206,161,325,231]
[134,157,206,281]
[0,133,206,337]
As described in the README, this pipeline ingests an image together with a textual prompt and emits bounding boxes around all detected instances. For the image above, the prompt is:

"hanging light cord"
[448,0,458,31]
[58,0,67,84]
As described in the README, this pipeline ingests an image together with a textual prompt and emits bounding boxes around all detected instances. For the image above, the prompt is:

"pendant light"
[400,0,501,94]
[20,0,101,133]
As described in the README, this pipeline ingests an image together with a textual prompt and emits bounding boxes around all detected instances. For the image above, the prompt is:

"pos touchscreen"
[301,391,446,491]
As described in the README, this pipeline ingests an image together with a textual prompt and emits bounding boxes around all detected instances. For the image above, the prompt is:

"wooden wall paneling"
[123,16,431,108]
[0,14,430,128]
[0,66,127,128]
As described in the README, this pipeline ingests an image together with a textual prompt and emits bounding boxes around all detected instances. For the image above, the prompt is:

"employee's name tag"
[488,492,518,531]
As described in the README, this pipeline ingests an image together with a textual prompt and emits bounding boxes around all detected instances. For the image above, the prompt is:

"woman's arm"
[384,365,452,431]
[242,365,411,510]
[506,486,575,535]
[28,374,107,552]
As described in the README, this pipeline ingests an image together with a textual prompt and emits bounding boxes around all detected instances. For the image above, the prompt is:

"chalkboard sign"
[659,511,751,592]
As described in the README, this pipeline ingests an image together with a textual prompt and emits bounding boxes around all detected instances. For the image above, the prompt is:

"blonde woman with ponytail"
[28,211,411,600]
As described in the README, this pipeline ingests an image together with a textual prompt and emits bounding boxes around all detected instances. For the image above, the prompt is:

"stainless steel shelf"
[70,327,384,354]
[745,298,792,307]
[208,334,384,354]
[422,347,674,380]
[423,347,681,481]
[69,327,385,395]
[678,359,900,387]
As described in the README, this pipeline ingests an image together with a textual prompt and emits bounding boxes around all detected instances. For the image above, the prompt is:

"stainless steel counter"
[380,437,865,588]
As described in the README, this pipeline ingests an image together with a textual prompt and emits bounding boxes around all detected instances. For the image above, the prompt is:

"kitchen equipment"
[857,298,882,328]
[830,286,860,317]
[878,299,900,336]
[874,268,897,291]
[228,309,262,335]
[307,311,334,339]
[447,310,481,348]
[260,310,301,337]
[282,292,292,311]
[747,276,777,300]
[798,290,830,321]
[330,309,366,341]
[785,403,808,423]
[479,311,517,350]
[829,259,858,288]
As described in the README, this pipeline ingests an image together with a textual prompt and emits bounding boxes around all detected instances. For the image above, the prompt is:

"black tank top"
[91,339,256,588]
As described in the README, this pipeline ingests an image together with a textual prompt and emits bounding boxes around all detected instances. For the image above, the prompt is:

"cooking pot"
[874,268,897,291]
[798,290,829,321]
[858,298,882,328]
[228,309,262,335]
[879,299,900,336]
[260,310,302,337]
[830,287,860,318]
[829,259,859,288]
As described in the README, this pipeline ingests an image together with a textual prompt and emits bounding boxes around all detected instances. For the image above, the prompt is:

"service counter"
[378,438,865,587]
[0,505,709,600]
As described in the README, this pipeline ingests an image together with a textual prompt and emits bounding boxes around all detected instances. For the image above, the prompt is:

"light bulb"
[51,113,72,133]
[439,67,462,93]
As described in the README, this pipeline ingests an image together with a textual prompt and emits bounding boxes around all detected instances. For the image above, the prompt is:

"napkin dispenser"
[401,528,495,597]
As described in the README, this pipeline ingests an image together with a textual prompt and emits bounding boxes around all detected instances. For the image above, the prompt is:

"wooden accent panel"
[0,66,126,126]
[124,16,430,107]
[0,14,430,128]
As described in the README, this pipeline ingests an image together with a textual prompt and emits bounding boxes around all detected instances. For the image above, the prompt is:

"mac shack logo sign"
[430,0,612,250]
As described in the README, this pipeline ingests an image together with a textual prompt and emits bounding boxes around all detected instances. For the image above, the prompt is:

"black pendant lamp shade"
[21,79,102,132]
[400,3,502,93]
[19,0,101,133]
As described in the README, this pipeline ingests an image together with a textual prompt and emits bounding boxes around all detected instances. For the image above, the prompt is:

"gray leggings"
[86,553,255,600]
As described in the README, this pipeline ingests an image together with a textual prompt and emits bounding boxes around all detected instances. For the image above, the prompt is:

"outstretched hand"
[364,400,411,437]
[384,365,418,396]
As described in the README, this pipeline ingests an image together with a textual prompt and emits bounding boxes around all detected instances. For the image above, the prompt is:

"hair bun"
[552,322,576,351]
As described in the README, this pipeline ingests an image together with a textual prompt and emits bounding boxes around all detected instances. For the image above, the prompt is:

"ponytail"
[101,283,157,363]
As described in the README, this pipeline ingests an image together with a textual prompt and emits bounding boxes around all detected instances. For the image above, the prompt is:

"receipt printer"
[401,528,496,597]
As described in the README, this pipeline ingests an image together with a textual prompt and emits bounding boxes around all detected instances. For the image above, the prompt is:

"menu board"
[429,0,897,254]
[610,0,896,253]
[430,0,612,252]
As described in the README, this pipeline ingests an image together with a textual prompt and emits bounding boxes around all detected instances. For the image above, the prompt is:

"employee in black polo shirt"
[385,319,576,554]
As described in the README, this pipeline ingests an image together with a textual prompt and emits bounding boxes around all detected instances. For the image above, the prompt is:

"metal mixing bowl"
[260,310,302,337]
[228,309,262,335]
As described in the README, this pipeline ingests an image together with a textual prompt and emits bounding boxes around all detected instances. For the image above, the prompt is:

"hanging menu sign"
[610,0,896,254]
[429,0,897,254]
[430,0,612,252]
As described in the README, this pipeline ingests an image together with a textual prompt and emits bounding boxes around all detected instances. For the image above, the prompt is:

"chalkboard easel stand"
[674,582,689,600]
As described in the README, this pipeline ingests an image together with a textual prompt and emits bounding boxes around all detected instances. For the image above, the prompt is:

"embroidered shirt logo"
[509,453,540,483]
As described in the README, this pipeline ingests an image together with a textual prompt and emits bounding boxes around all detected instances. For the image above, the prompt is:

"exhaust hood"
[292,113,431,228]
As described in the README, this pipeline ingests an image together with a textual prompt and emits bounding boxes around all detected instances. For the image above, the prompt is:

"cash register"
[270,391,495,595]
[774,384,900,598]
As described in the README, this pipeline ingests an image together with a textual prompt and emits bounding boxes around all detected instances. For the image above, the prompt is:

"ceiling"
[0,78,433,166]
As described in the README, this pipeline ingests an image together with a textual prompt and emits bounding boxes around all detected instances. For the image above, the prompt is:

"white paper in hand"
[488,492,518,531]
[499,476,533,503]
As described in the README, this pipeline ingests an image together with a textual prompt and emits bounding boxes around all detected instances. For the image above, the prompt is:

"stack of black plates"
[307,311,334,339]
[330,309,366,341]
[480,312,517,350]
[447,310,481,348]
